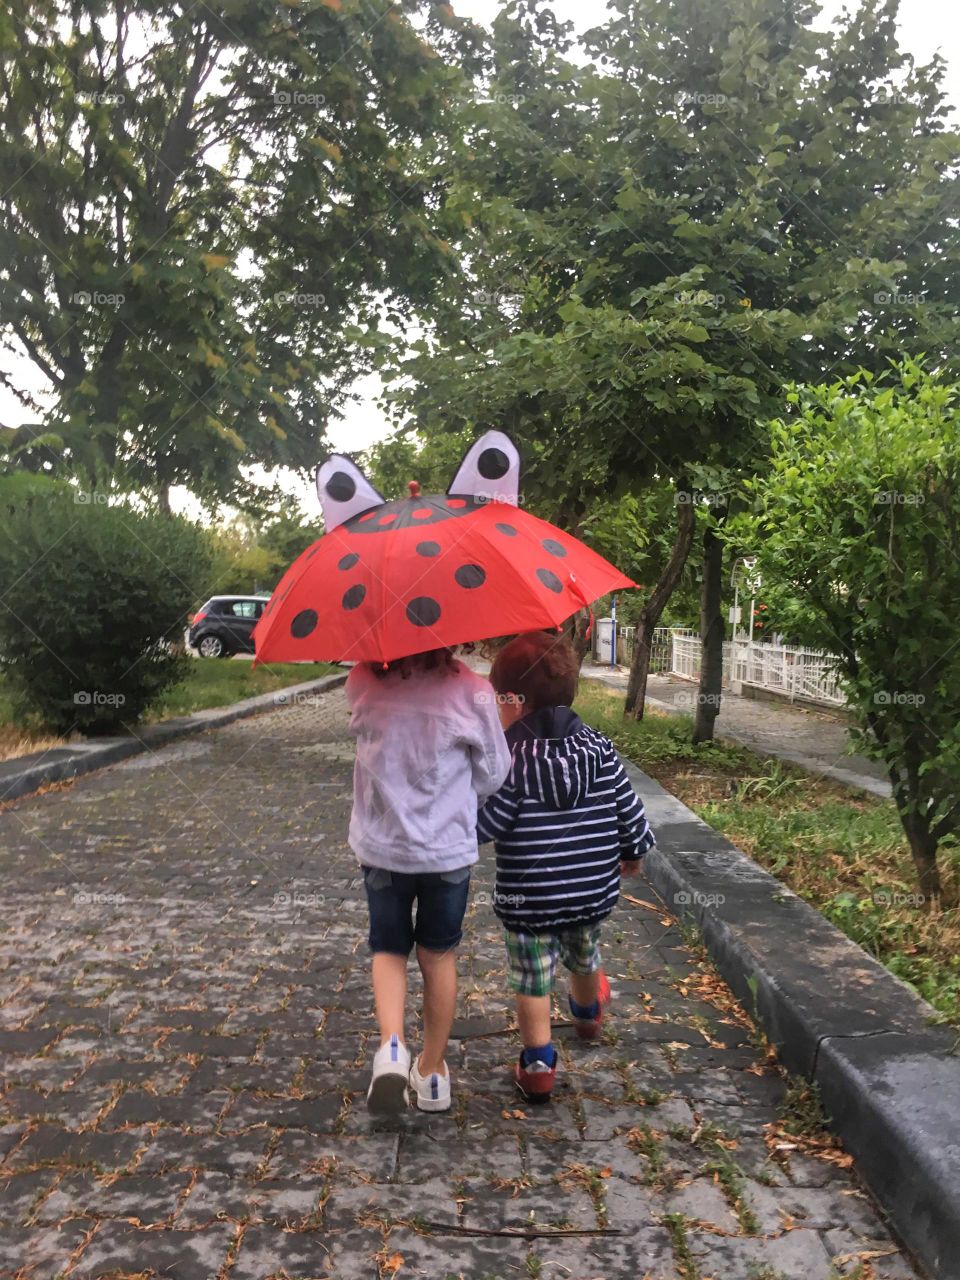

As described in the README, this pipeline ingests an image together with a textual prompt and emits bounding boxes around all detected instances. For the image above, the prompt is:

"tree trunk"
[625,493,696,719]
[692,518,725,743]
[901,810,944,907]
[158,481,172,516]
[564,608,593,667]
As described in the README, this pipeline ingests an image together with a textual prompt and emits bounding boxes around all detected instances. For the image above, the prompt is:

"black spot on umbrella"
[406,596,442,627]
[338,552,359,570]
[455,564,486,589]
[537,568,563,593]
[417,541,441,557]
[478,447,510,480]
[542,538,567,558]
[342,584,366,610]
[495,522,518,536]
[291,609,318,638]
[326,470,356,502]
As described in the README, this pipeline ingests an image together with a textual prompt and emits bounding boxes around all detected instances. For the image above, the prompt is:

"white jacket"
[346,660,511,872]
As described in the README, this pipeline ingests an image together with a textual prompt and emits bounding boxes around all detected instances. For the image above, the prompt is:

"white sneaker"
[409,1056,452,1112]
[366,1035,411,1115]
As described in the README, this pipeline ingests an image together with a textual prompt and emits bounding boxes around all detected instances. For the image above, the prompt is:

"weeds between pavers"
[576,682,960,1026]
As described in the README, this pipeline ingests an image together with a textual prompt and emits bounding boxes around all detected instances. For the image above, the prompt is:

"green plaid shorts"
[504,924,604,998]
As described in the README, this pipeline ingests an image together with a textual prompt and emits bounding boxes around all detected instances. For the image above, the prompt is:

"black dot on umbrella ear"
[417,541,441,557]
[291,609,318,638]
[406,596,442,627]
[496,522,518,536]
[478,447,510,480]
[338,552,359,570]
[325,470,357,502]
[455,564,486,589]
[542,538,566,558]
[537,568,563,593]
[342,584,366,610]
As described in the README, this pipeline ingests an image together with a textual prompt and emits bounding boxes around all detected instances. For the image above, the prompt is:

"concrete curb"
[0,671,348,806]
[627,762,959,1280]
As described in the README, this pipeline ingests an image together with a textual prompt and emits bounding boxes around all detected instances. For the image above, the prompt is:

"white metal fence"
[669,634,845,707]
[612,625,695,671]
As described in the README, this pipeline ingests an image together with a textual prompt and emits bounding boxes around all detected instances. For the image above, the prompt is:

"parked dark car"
[188,595,271,658]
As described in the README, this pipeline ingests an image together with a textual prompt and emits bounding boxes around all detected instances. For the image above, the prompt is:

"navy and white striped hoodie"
[476,706,655,933]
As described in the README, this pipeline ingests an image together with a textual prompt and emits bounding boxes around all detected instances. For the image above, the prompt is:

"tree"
[381,0,960,731]
[738,361,960,906]
[0,490,212,732]
[0,0,484,508]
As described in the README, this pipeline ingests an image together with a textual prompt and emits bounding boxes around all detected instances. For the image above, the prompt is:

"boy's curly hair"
[490,631,579,711]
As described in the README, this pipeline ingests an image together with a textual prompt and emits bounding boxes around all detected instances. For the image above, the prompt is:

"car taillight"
[192,611,206,626]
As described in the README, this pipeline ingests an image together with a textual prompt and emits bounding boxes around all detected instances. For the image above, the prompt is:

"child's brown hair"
[368,648,458,679]
[490,631,579,711]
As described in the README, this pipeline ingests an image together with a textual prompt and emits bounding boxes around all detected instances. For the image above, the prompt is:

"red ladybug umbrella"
[253,431,636,664]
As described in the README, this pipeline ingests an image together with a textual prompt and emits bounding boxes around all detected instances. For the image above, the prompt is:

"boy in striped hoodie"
[477,631,655,1102]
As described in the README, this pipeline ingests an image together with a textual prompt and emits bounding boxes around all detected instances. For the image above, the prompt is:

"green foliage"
[207,501,321,597]
[574,680,746,771]
[0,0,484,506]
[0,491,213,732]
[379,0,960,648]
[737,360,960,895]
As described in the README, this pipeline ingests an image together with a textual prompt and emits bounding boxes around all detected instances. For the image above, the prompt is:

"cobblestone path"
[0,688,918,1279]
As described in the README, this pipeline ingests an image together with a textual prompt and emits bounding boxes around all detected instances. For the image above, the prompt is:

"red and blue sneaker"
[569,970,612,1041]
[513,1047,558,1104]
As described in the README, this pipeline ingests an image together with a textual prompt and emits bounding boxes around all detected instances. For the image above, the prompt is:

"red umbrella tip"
[408,479,421,497]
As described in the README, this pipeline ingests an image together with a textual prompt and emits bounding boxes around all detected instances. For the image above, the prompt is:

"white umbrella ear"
[448,430,521,506]
[316,456,385,531]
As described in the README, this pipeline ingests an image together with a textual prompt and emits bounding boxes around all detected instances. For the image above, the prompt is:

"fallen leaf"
[382,1252,403,1275]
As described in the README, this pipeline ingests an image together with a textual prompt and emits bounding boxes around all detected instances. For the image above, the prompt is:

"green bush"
[0,489,213,733]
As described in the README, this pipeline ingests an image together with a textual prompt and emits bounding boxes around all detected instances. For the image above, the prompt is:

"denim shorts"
[361,865,471,956]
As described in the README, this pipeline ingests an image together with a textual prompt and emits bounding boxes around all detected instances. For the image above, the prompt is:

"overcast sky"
[3,0,956,516]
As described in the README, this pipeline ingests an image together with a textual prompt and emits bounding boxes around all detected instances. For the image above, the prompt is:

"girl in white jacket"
[347,648,510,1115]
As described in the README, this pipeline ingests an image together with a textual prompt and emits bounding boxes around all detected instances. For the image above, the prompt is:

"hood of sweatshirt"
[504,705,600,810]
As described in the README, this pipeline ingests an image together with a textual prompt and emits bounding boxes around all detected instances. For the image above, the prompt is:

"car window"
[230,601,258,618]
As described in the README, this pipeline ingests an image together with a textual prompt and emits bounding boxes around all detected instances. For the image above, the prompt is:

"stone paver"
[0,690,918,1279]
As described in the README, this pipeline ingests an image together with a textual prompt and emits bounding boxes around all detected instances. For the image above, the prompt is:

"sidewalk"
[583,665,890,797]
[0,686,916,1279]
